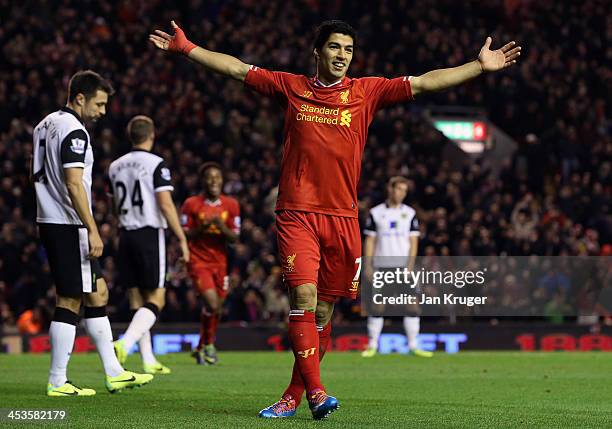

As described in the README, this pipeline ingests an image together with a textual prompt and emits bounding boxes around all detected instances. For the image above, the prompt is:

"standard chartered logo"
[340,110,352,127]
[296,104,352,128]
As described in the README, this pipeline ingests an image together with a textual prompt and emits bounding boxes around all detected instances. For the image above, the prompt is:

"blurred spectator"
[16,308,44,335]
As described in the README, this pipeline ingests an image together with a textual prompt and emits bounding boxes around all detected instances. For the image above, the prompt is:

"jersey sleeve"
[226,199,241,235]
[363,76,414,111]
[409,214,420,237]
[60,129,89,168]
[153,160,174,192]
[180,199,194,231]
[243,66,291,104]
[364,212,377,236]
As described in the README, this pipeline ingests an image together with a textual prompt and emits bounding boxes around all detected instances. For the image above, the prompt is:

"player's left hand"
[477,37,521,72]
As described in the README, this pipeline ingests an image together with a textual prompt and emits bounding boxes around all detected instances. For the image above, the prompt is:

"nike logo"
[113,376,136,383]
[54,390,79,396]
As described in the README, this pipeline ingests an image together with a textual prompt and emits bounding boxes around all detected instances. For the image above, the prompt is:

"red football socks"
[318,322,332,359]
[284,321,331,405]
[207,313,219,345]
[286,310,323,397]
[197,310,207,350]
[198,310,219,349]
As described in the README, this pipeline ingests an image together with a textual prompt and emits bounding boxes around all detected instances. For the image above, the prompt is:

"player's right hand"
[88,230,104,259]
[149,20,197,55]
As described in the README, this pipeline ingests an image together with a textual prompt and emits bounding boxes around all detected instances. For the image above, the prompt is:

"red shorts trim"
[276,210,362,300]
[188,263,229,298]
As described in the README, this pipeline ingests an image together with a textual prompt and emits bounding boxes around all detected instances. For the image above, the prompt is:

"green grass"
[1,351,612,428]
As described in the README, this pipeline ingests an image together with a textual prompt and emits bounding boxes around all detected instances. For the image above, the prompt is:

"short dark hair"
[388,176,410,188]
[127,115,154,145]
[67,70,114,102]
[313,20,357,51]
[198,161,223,177]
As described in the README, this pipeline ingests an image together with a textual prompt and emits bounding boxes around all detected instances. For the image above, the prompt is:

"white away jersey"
[33,107,93,225]
[364,203,420,267]
[108,149,173,230]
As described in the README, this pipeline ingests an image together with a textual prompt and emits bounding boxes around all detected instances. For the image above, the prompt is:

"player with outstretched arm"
[150,19,521,420]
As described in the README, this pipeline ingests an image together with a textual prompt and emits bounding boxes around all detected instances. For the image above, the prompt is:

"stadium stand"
[0,0,609,330]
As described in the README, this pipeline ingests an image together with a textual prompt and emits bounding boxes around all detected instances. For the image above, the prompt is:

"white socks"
[366,316,421,352]
[404,316,420,350]
[367,317,384,350]
[122,306,157,351]
[84,314,124,377]
[48,321,76,388]
[139,331,157,365]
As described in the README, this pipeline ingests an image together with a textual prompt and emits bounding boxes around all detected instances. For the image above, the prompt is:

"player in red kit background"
[151,19,521,419]
[181,162,240,365]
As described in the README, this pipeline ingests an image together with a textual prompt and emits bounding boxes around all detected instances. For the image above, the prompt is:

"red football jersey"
[244,67,413,218]
[180,195,240,265]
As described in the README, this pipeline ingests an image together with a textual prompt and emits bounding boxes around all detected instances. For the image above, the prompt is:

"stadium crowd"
[0,0,609,332]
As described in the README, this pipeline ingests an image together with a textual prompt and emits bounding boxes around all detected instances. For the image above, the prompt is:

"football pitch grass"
[1,351,612,428]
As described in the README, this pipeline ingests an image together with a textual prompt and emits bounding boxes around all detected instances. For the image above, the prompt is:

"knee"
[315,310,332,327]
[128,289,144,310]
[84,280,108,307]
[290,284,317,312]
[145,290,166,311]
[94,286,109,305]
[57,295,81,314]
[151,294,165,311]
[207,297,220,314]
[215,299,225,315]
[315,301,334,326]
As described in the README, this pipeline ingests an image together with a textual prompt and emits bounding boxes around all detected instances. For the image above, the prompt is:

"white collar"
[205,198,221,206]
[314,77,343,87]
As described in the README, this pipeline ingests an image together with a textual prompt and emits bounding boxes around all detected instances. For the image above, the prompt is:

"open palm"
[478,37,521,72]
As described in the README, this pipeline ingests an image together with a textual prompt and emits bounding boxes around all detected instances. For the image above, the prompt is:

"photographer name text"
[372,293,487,307]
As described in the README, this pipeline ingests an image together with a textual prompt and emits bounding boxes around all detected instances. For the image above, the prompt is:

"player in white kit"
[33,70,153,396]
[108,116,189,373]
[361,176,432,358]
